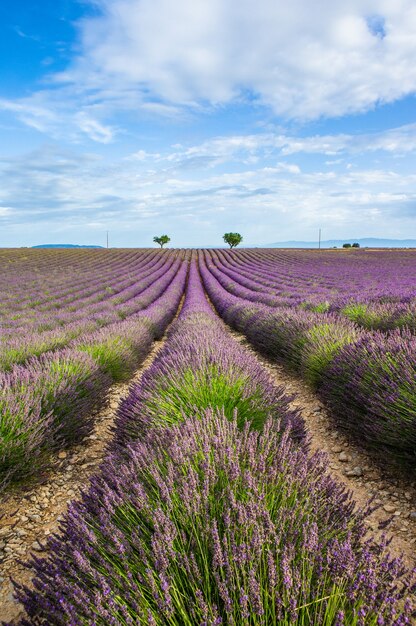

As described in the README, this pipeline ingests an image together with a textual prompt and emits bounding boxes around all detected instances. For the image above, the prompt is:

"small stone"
[383,504,396,513]
[10,538,22,545]
[338,452,350,462]
[31,540,44,552]
[409,511,416,520]
[393,510,401,516]
[0,527,11,538]
[19,516,28,523]
[331,446,343,454]
[404,492,412,501]
[345,466,363,477]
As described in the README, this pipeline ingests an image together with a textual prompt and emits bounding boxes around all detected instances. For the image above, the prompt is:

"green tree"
[153,235,171,248]
[352,242,360,248]
[342,243,352,248]
[223,232,243,249]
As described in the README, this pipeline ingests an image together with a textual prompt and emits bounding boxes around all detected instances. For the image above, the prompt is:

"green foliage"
[341,303,389,330]
[342,303,368,324]
[342,243,352,248]
[0,396,48,478]
[298,323,358,388]
[223,232,243,248]
[79,337,136,381]
[143,365,274,431]
[300,301,330,313]
[153,234,171,248]
[352,242,360,248]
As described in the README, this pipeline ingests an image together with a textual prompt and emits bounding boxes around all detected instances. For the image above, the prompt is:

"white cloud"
[161,124,416,169]
[75,112,115,143]
[60,0,416,119]
[0,94,116,144]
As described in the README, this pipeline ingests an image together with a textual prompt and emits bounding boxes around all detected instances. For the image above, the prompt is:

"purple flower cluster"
[0,250,182,369]
[208,248,416,308]
[199,254,360,375]
[205,248,416,331]
[0,349,110,489]
[321,329,416,454]
[15,412,414,624]
[338,300,416,332]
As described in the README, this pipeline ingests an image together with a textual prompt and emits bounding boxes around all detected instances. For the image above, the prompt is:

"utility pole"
[318,228,321,250]
[106,231,109,249]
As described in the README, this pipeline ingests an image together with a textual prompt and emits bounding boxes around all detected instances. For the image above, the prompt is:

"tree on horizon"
[153,235,171,248]
[223,233,243,248]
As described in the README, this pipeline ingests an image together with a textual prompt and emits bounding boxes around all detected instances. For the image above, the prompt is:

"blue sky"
[1,0,416,247]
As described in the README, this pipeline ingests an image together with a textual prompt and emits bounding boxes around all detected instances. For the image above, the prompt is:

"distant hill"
[266,238,416,249]
[32,244,104,249]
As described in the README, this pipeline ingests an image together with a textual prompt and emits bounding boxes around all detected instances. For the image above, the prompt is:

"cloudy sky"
[1,0,416,247]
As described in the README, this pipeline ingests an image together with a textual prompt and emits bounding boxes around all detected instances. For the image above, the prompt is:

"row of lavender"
[16,261,414,624]
[207,248,416,332]
[0,249,154,321]
[0,253,188,491]
[0,250,184,370]
[200,252,416,461]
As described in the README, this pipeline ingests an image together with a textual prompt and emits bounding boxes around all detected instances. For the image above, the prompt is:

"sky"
[1,0,416,247]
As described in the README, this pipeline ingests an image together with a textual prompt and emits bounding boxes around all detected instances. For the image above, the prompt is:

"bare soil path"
[230,330,416,570]
[0,338,166,623]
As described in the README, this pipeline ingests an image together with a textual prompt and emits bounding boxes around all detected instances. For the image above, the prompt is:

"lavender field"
[1,248,416,624]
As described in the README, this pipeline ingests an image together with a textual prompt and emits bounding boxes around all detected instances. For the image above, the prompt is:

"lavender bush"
[75,321,153,382]
[321,329,416,455]
[0,350,110,489]
[297,320,361,387]
[15,411,414,624]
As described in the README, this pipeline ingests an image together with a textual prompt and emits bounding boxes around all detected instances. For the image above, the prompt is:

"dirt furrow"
[0,338,167,623]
